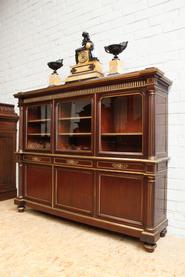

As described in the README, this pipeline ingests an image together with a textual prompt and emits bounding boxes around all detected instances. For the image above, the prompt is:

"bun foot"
[18,206,25,213]
[143,243,157,253]
[160,228,167,238]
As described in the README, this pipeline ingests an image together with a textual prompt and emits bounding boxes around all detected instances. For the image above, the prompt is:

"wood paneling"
[25,164,52,205]
[155,93,167,157]
[0,104,18,200]
[97,172,143,225]
[55,167,94,215]
[154,172,167,225]
[55,168,94,214]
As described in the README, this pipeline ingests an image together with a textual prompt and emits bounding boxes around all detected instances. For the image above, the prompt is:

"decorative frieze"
[24,80,146,103]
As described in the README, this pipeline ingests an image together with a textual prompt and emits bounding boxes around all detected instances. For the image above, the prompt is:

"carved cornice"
[146,78,157,85]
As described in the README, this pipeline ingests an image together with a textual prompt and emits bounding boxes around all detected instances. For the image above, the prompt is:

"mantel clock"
[65,32,104,82]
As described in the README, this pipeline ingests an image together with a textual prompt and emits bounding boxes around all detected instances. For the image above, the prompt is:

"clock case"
[65,33,104,83]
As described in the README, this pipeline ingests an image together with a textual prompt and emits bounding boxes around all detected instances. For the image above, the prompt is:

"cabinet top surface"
[14,67,172,100]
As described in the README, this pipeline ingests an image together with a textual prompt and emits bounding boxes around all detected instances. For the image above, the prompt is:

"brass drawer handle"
[112,163,128,170]
[66,159,79,166]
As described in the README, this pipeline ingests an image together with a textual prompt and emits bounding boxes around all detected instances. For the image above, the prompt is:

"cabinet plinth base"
[14,199,167,253]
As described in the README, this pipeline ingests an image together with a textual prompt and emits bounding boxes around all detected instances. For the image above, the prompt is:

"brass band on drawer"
[23,155,51,163]
[97,161,129,170]
[32,156,40,162]
[66,159,79,166]
[97,161,145,172]
[112,163,128,170]
[54,158,93,167]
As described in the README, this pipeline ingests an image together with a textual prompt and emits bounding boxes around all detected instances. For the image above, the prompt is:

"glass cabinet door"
[99,94,143,154]
[56,97,92,152]
[26,103,51,151]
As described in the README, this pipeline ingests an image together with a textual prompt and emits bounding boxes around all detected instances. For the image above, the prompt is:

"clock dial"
[78,50,89,64]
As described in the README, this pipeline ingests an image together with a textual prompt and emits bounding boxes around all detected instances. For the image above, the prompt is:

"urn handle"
[104,46,110,53]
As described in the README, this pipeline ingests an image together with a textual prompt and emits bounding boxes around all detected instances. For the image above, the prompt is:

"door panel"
[55,167,94,215]
[24,164,52,205]
[96,172,144,226]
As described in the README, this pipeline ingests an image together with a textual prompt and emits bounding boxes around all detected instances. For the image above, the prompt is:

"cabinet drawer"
[54,158,93,167]
[97,161,145,172]
[23,155,51,163]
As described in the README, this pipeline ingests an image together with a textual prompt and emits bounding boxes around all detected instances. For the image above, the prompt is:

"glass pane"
[100,94,142,153]
[59,98,91,118]
[57,97,92,152]
[27,104,51,150]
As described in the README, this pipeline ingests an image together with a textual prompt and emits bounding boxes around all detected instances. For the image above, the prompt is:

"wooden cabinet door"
[96,172,144,226]
[24,164,52,206]
[54,167,94,215]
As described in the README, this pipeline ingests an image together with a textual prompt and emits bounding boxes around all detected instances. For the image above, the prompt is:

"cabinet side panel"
[155,93,167,157]
[154,172,167,226]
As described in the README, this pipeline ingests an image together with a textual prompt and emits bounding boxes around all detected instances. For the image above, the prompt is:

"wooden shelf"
[28,133,51,136]
[58,133,91,136]
[59,116,92,120]
[28,119,51,123]
[101,132,143,136]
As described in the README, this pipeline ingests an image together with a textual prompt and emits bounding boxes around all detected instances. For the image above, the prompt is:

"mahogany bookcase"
[14,68,171,252]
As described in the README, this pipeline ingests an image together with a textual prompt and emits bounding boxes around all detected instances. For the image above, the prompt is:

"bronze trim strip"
[21,160,155,176]
[16,151,169,163]
[23,81,147,104]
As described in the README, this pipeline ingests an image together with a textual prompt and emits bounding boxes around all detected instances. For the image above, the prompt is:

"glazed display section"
[100,94,142,153]
[26,104,51,150]
[14,68,172,252]
[56,97,92,152]
[0,103,18,200]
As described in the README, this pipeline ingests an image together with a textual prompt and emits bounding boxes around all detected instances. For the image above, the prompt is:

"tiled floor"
[0,199,185,277]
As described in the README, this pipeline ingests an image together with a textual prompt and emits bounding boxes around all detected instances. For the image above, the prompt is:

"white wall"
[0,0,185,237]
